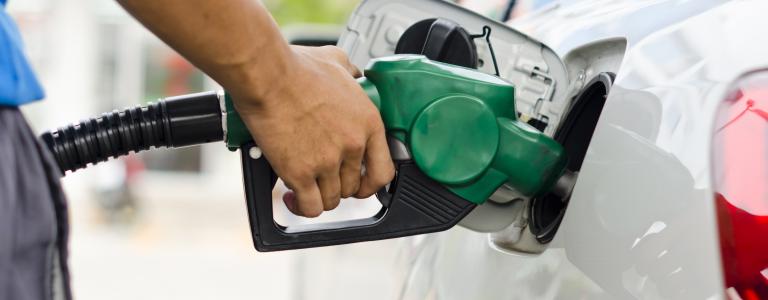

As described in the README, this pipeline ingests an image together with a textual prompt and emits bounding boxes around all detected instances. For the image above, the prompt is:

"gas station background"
[6,0,549,299]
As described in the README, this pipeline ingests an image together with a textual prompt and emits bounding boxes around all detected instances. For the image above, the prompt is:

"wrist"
[217,42,299,112]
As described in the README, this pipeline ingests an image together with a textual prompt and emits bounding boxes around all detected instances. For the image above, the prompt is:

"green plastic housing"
[225,55,567,204]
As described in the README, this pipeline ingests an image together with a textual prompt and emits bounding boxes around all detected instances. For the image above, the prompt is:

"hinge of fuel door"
[521,65,556,132]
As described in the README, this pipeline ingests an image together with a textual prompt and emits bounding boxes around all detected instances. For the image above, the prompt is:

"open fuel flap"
[341,0,571,135]
[339,0,625,254]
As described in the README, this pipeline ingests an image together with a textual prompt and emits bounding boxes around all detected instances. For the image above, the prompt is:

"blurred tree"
[264,0,359,25]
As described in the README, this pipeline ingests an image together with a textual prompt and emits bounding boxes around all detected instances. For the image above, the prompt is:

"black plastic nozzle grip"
[239,142,476,252]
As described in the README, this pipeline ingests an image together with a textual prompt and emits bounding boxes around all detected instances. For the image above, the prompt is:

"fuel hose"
[41,91,224,174]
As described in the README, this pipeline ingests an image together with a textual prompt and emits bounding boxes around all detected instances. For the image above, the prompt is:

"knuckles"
[319,45,347,61]
[317,156,341,173]
[284,167,315,185]
[343,139,365,155]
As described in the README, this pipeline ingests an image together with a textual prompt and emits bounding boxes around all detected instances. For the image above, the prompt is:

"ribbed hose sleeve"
[41,91,224,174]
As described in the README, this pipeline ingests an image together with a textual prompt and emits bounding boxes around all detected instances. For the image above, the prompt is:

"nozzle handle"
[239,141,475,252]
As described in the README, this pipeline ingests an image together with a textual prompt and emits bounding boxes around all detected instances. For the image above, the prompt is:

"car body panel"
[342,0,768,298]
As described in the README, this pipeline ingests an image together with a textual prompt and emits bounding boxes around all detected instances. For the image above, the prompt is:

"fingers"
[290,179,324,218]
[283,180,338,217]
[356,129,395,198]
[337,54,362,78]
[340,147,364,198]
[318,168,342,211]
[284,173,343,216]
[346,63,363,78]
[282,191,299,215]
[284,170,346,217]
[284,156,345,216]
[321,45,362,78]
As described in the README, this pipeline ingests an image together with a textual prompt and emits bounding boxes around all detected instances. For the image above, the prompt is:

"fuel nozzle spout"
[551,170,578,201]
[41,91,224,174]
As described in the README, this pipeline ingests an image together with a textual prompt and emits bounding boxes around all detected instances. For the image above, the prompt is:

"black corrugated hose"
[40,91,224,175]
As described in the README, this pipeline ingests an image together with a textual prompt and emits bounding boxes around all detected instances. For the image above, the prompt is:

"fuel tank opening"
[529,73,614,243]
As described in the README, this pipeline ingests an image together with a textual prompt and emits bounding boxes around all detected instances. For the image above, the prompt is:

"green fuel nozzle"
[42,55,568,252]
[225,55,568,203]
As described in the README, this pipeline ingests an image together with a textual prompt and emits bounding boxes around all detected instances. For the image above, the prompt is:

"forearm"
[119,0,393,217]
[117,0,293,104]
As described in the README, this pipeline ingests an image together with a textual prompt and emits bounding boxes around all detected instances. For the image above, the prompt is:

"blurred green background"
[264,0,359,25]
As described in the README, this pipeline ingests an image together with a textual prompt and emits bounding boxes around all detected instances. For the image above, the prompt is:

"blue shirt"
[0,0,45,106]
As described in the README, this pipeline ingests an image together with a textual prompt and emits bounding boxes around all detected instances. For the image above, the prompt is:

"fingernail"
[283,191,296,212]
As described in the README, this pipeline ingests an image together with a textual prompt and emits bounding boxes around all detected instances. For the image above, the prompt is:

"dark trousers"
[0,106,70,300]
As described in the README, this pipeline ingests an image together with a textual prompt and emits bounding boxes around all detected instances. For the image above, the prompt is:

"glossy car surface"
[339,0,768,299]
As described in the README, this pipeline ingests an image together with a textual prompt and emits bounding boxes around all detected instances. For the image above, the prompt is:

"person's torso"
[0,0,45,106]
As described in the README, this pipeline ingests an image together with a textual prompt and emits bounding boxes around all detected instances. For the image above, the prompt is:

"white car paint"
[340,0,768,298]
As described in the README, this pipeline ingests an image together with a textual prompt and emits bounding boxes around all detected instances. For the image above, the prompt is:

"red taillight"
[713,71,768,299]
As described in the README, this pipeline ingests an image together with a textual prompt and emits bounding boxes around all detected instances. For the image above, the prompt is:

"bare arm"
[117,0,292,106]
[118,0,394,217]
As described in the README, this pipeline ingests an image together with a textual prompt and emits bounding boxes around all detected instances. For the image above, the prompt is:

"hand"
[232,46,395,217]
[117,0,394,217]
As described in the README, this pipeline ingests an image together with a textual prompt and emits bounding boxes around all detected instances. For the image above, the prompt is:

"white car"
[333,0,768,299]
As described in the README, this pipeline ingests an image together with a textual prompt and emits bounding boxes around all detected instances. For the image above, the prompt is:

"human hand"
[232,46,395,217]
